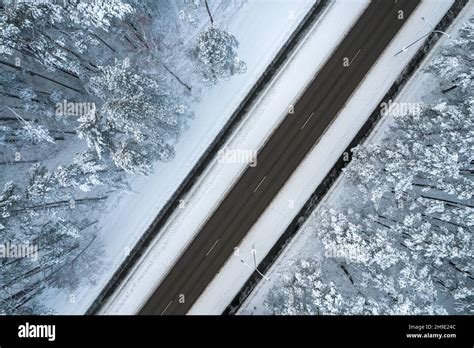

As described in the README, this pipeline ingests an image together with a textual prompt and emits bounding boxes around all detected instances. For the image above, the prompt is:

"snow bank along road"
[139,0,421,315]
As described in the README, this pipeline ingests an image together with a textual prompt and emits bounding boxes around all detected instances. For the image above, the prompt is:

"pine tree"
[0,0,133,75]
[84,59,190,174]
[193,20,246,85]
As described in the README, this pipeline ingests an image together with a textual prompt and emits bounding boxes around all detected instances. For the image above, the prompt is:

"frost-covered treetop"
[193,24,246,85]
[0,0,133,73]
[1,0,133,31]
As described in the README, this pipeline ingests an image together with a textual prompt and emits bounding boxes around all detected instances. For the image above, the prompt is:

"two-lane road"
[139,0,420,315]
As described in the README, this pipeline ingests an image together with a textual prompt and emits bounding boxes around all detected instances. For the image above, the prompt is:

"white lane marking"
[348,48,362,66]
[301,111,315,130]
[253,176,267,193]
[206,239,220,257]
[161,300,173,315]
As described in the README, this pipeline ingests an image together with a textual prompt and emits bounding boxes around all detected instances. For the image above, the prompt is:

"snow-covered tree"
[263,205,456,314]
[424,16,473,96]
[179,0,203,27]
[265,258,387,315]
[54,151,122,192]
[0,0,133,75]
[83,58,190,174]
[190,1,246,85]
[0,181,20,232]
[193,24,246,85]
[3,107,55,145]
[0,159,109,313]
[266,260,351,315]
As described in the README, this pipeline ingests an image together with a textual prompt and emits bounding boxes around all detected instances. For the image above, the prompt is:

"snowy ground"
[239,0,468,315]
[42,0,316,314]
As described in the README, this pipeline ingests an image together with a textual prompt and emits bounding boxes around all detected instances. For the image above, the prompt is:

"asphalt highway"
[139,0,421,315]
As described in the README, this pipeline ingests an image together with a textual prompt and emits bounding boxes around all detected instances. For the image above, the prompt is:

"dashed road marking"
[301,111,315,130]
[205,239,220,257]
[253,176,267,193]
[348,48,362,66]
[161,300,173,315]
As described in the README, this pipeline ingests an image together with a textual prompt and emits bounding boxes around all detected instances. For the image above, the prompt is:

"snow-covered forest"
[261,14,473,315]
[0,0,246,314]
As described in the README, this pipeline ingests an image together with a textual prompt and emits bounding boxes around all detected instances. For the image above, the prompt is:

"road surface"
[139,0,420,315]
